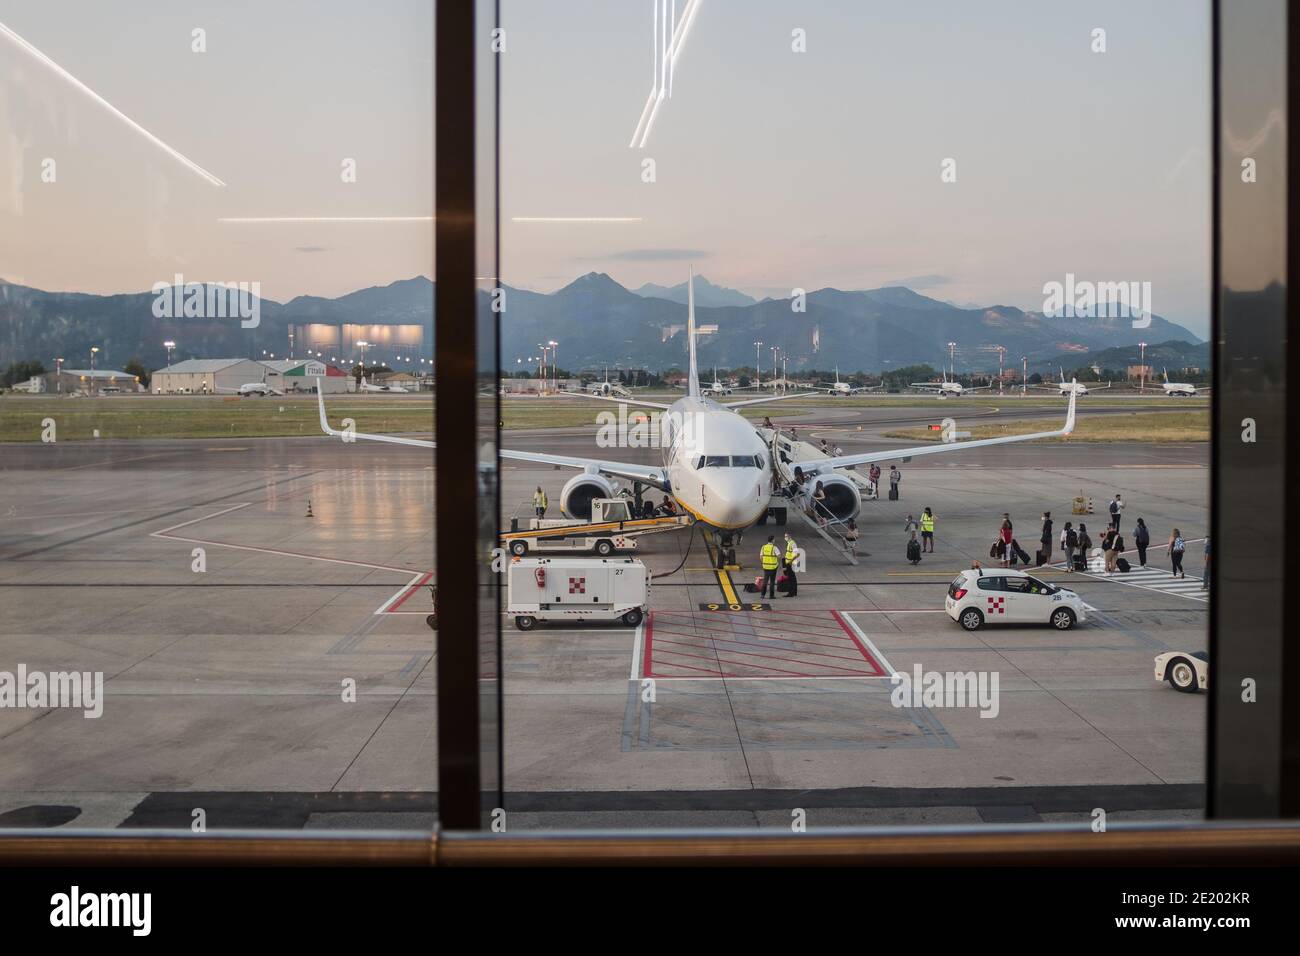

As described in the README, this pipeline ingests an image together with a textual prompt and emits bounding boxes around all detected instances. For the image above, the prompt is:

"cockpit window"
[697,455,769,468]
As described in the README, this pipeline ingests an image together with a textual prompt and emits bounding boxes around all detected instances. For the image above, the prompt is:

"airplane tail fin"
[687,266,700,398]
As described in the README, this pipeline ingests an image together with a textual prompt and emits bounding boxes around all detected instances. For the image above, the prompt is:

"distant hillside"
[632,275,756,308]
[1044,340,1211,372]
[1,272,1204,374]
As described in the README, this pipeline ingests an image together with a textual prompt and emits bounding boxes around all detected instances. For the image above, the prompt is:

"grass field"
[0,392,1211,442]
[0,395,436,442]
[884,410,1210,443]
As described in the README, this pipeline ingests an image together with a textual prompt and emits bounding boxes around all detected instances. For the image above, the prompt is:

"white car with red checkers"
[946,568,1087,631]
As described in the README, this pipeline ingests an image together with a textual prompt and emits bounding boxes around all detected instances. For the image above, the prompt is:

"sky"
[1,1,1212,336]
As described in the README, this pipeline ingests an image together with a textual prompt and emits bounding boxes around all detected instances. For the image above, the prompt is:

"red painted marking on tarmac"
[830,610,887,677]
[388,572,433,612]
[649,623,867,656]
[644,610,887,679]
[642,613,654,680]
[652,637,873,675]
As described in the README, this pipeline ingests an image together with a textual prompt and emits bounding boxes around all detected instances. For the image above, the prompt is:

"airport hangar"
[24,367,140,394]
[151,358,350,394]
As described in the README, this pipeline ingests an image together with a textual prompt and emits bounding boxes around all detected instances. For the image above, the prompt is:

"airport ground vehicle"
[945,568,1087,631]
[501,497,690,556]
[1154,650,1210,693]
[507,556,649,631]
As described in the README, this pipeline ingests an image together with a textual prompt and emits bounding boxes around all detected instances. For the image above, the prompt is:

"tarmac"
[0,396,1209,830]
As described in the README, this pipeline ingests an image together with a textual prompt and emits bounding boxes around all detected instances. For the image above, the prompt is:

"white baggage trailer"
[507,556,649,631]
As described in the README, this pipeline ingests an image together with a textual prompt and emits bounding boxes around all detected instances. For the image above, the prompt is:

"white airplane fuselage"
[662,394,771,530]
[237,383,272,396]
[1162,382,1198,396]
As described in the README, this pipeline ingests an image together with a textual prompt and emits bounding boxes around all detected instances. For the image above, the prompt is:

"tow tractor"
[501,497,692,557]
[507,556,650,630]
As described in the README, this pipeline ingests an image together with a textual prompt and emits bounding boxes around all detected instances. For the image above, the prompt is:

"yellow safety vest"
[533,490,547,507]
[920,513,934,532]
[784,540,797,562]
[761,543,780,570]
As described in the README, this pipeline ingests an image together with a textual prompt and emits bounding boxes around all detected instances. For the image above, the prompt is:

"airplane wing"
[551,390,671,410]
[909,382,942,390]
[316,382,669,488]
[798,385,1078,470]
[723,392,821,409]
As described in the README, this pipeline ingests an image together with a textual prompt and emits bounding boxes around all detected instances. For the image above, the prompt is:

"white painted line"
[149,504,430,615]
[839,611,898,677]
[629,619,645,681]
[373,573,432,616]
[152,502,253,535]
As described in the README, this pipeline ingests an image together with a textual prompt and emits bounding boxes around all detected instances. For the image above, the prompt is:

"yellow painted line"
[717,567,740,605]
[699,528,740,604]
[887,569,966,575]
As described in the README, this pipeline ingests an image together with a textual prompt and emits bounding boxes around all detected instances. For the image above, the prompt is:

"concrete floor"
[0,398,1209,829]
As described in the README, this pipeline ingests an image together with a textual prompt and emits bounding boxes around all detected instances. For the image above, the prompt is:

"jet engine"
[803,473,861,523]
[561,473,619,519]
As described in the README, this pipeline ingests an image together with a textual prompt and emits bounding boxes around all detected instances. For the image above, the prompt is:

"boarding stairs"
[763,427,860,566]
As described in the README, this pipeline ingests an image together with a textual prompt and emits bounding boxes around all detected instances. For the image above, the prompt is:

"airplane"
[1031,367,1111,396]
[358,375,409,394]
[814,367,878,397]
[701,368,732,397]
[909,374,991,398]
[216,377,282,397]
[586,368,634,398]
[1161,369,1209,397]
[316,269,1078,565]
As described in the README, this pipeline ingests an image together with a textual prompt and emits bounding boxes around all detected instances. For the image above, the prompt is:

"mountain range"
[0,273,1203,374]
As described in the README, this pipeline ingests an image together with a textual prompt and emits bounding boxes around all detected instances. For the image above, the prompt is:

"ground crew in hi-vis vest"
[760,536,780,599]
[782,533,799,597]
[920,507,936,553]
[533,486,548,518]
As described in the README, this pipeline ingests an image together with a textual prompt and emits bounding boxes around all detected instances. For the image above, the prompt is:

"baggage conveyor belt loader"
[502,497,693,557]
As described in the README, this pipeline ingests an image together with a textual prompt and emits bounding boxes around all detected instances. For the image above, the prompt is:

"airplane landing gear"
[714,530,740,569]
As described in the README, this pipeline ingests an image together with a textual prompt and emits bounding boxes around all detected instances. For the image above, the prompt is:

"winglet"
[1064,380,1078,435]
[317,379,341,437]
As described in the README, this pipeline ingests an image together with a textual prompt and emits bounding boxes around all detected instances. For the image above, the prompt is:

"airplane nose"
[705,473,769,527]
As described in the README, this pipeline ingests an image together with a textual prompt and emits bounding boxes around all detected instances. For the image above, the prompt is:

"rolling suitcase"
[888,486,899,501]
[906,539,922,564]
[1072,553,1086,572]
[1035,550,1046,567]
[1015,543,1031,565]
[1116,557,1131,573]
